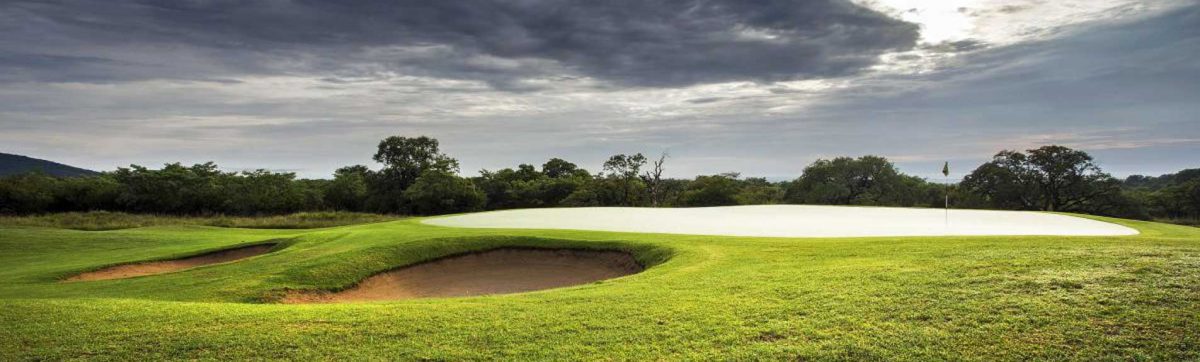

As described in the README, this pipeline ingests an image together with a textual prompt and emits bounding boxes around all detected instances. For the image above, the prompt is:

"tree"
[542,158,584,179]
[640,152,668,207]
[111,162,227,214]
[784,156,907,205]
[369,136,459,213]
[1146,176,1200,220]
[474,164,546,210]
[324,165,371,211]
[52,175,120,212]
[603,153,647,206]
[962,145,1132,216]
[959,151,1039,210]
[734,177,784,205]
[403,170,486,215]
[0,172,57,213]
[221,169,308,215]
[680,173,741,207]
[1026,146,1106,212]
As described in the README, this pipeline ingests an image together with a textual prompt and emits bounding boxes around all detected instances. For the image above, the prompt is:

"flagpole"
[942,161,950,233]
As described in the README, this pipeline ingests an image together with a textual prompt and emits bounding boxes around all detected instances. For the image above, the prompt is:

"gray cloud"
[0,2,1196,180]
[0,0,918,87]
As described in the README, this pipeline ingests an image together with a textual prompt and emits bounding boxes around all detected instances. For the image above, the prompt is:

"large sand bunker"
[67,244,275,281]
[425,205,1139,238]
[285,248,642,303]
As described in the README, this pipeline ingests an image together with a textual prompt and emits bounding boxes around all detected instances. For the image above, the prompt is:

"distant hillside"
[0,153,99,177]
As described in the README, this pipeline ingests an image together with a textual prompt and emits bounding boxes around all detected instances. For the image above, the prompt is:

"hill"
[0,152,98,177]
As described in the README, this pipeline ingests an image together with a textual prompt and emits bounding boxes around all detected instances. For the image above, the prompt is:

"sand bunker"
[424,205,1139,238]
[285,248,642,303]
[67,244,275,281]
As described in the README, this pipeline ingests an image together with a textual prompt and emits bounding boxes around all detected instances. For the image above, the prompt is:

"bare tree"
[641,152,668,207]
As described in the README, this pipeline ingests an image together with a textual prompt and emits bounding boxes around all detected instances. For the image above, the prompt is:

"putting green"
[425,205,1139,237]
[1,212,1198,360]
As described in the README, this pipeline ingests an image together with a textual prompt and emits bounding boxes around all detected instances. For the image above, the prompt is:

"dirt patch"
[285,248,643,303]
[66,244,275,281]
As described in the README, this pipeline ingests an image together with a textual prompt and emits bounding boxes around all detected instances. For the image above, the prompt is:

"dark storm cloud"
[0,0,918,87]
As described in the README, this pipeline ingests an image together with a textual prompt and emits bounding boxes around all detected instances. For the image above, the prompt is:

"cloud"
[0,1,1196,180]
[0,0,918,87]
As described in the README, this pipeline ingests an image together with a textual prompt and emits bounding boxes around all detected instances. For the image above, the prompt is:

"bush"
[403,170,486,215]
[680,174,741,207]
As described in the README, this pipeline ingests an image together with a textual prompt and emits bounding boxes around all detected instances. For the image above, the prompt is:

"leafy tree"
[0,173,57,213]
[368,136,459,212]
[52,175,120,212]
[474,159,592,210]
[1145,176,1200,220]
[111,162,227,214]
[221,170,308,214]
[654,179,692,207]
[784,156,907,205]
[294,179,330,211]
[474,164,545,209]
[734,177,784,205]
[1026,146,1109,212]
[959,151,1039,210]
[1125,169,1200,191]
[680,173,742,207]
[603,153,647,206]
[542,158,586,179]
[962,145,1136,216]
[403,170,485,215]
[325,165,371,211]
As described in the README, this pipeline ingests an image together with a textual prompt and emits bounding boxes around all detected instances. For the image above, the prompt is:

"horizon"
[0,147,1184,183]
[2,1,1198,180]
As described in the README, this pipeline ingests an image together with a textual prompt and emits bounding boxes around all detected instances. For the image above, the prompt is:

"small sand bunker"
[286,248,642,303]
[67,244,275,281]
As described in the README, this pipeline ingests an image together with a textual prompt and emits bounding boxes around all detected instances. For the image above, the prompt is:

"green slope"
[1,216,1198,360]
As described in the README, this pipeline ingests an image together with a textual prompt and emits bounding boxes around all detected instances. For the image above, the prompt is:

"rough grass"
[0,211,402,231]
[0,213,1198,360]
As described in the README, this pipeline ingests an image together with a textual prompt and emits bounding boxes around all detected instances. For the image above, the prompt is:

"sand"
[66,244,275,281]
[423,205,1139,238]
[284,248,642,303]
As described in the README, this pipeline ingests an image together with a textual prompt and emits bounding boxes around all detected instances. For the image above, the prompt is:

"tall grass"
[0,211,402,231]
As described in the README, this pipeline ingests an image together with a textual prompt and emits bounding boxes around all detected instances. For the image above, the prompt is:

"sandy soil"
[284,248,642,303]
[66,244,275,281]
[424,205,1139,237]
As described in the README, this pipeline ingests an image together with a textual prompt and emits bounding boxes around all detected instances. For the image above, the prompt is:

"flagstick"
[942,161,950,234]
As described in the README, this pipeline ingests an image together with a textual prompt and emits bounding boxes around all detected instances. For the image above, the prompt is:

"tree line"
[1,136,1197,224]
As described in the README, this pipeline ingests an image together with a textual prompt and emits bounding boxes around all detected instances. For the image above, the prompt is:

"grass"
[1156,217,1200,227]
[1,212,1198,360]
[0,211,402,231]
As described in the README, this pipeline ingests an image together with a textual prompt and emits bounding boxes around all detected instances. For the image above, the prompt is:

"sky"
[1,0,1197,180]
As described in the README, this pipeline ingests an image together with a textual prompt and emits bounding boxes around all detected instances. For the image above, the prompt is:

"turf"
[1,213,1198,360]
[0,211,403,231]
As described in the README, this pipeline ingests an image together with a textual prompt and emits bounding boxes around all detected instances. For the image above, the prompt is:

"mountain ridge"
[0,152,99,177]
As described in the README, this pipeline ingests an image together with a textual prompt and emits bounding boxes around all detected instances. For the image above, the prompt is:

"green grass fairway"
[2,214,1199,360]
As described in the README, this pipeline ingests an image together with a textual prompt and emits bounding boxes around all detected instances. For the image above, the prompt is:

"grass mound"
[67,243,280,281]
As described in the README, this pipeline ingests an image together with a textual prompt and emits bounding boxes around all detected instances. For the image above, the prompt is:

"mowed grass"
[1,213,1199,360]
[0,211,402,231]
